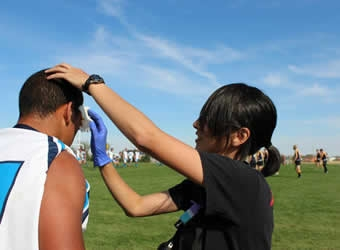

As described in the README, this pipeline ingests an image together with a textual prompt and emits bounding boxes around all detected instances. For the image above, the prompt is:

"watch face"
[82,74,105,95]
[90,74,104,83]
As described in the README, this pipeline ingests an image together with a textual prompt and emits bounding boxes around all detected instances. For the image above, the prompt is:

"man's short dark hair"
[19,69,83,118]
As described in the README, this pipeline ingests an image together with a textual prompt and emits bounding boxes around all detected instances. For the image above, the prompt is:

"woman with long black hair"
[46,63,281,250]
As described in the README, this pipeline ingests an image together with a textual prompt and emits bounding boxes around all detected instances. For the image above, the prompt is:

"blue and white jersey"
[0,125,90,250]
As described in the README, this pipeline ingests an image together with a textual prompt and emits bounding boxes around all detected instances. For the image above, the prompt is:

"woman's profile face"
[193,119,226,153]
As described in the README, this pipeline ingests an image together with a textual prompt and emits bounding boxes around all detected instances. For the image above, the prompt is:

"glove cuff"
[94,156,112,168]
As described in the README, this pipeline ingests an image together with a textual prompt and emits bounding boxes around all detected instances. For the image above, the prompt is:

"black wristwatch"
[82,74,105,95]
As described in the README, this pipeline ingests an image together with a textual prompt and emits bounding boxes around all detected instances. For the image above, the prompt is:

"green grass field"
[82,162,340,250]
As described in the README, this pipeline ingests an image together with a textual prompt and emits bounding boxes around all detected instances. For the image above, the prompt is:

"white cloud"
[53,27,216,98]
[184,45,244,64]
[136,34,219,83]
[262,73,285,86]
[58,54,128,76]
[95,0,244,87]
[299,83,329,97]
[76,0,340,106]
[97,0,124,19]
[77,26,242,93]
[289,60,340,78]
[260,71,340,101]
[138,65,215,96]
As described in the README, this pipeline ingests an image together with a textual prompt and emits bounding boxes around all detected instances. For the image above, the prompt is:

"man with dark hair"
[0,69,89,250]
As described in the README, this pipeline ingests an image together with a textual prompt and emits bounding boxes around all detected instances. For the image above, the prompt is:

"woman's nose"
[193,119,199,129]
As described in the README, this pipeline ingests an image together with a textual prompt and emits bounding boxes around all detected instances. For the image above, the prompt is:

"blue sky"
[1,0,340,156]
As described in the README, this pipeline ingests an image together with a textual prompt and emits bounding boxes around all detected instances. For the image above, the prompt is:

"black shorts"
[295,160,301,165]
[257,161,264,166]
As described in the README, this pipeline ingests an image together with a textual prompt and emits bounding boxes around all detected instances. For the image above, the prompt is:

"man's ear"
[60,102,73,126]
[230,127,250,146]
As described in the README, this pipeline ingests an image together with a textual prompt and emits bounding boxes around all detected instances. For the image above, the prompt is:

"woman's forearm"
[89,84,160,153]
[99,163,177,217]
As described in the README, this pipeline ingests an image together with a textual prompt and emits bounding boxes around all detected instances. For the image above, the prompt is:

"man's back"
[0,67,89,249]
[0,126,89,249]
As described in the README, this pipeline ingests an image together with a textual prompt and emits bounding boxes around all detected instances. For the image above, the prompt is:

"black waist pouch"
[157,225,205,250]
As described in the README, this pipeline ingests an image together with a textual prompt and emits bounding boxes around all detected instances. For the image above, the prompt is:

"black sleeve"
[200,152,262,221]
[169,179,206,211]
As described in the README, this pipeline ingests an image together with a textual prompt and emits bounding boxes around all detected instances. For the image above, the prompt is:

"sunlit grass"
[82,162,340,250]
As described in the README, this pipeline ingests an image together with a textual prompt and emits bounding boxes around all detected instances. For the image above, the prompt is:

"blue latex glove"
[88,109,112,167]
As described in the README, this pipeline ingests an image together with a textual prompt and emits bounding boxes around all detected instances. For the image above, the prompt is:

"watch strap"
[82,74,105,95]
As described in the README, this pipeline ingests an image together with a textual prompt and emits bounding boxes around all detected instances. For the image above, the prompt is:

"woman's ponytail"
[261,145,281,177]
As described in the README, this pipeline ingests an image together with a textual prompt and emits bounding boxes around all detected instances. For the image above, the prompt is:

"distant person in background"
[80,146,87,165]
[263,148,269,166]
[122,148,128,167]
[256,149,264,171]
[293,144,302,178]
[107,147,114,160]
[46,63,281,250]
[320,148,328,174]
[128,150,134,164]
[113,151,120,167]
[108,147,119,167]
[314,149,321,168]
[248,154,257,169]
[0,69,89,250]
[134,150,140,167]
[77,145,87,165]
[76,147,82,163]
[87,148,93,162]
[105,144,110,159]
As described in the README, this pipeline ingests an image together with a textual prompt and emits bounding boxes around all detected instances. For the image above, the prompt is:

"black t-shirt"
[168,152,274,250]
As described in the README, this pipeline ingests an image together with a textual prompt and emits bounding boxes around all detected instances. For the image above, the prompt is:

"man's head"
[18,69,84,145]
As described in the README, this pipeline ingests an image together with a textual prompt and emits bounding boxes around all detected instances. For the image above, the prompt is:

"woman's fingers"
[45,63,89,89]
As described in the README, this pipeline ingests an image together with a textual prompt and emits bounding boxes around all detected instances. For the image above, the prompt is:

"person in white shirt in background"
[134,150,140,167]
[128,150,134,165]
[107,147,119,167]
[122,148,128,167]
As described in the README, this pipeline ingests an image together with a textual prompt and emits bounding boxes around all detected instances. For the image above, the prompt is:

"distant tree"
[140,154,151,162]
[280,155,286,165]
